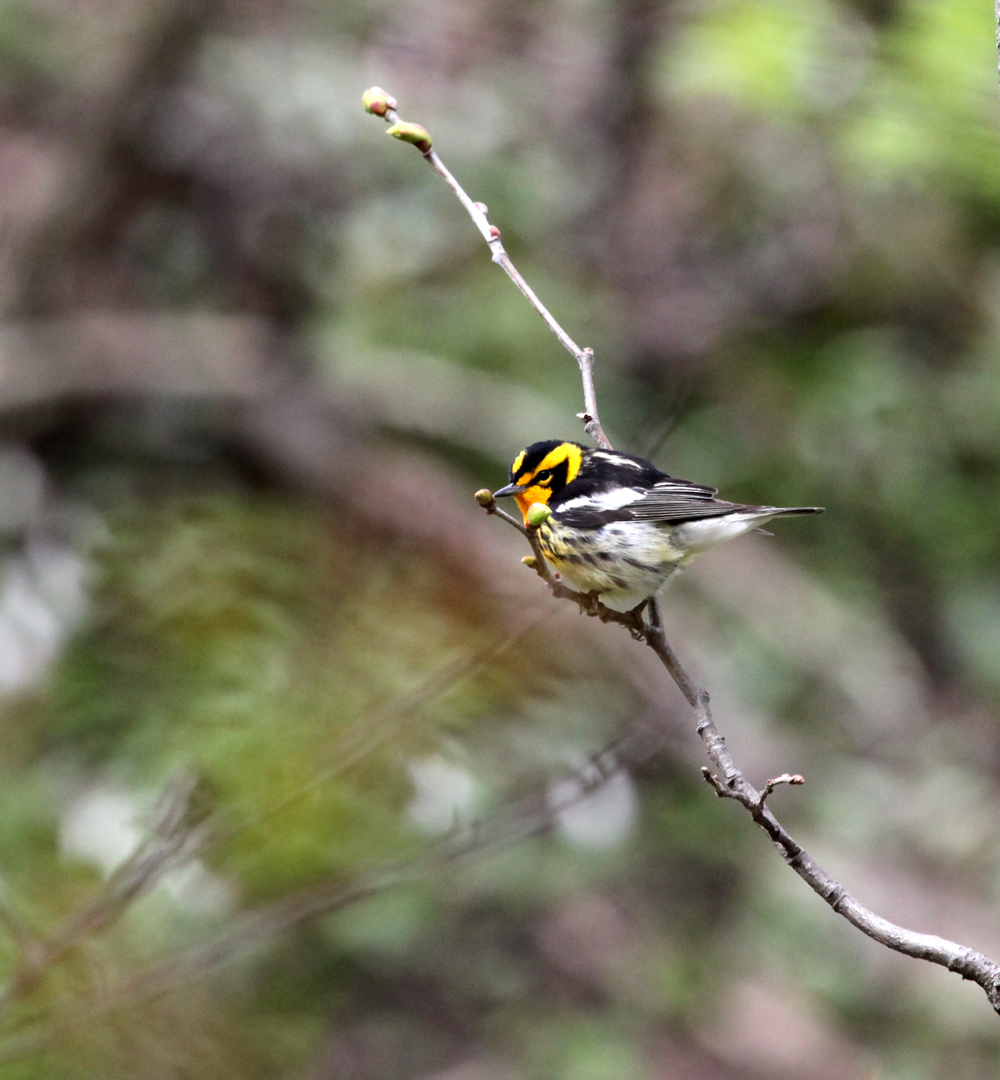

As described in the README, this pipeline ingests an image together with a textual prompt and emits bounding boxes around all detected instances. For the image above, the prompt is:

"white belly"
[541,521,684,612]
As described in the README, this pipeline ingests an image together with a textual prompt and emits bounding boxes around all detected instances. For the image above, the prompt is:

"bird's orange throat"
[514,488,552,522]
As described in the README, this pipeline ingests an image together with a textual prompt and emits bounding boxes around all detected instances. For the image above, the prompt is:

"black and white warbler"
[493,440,823,612]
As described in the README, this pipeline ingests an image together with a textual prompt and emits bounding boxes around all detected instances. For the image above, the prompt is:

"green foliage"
[3,0,1000,1076]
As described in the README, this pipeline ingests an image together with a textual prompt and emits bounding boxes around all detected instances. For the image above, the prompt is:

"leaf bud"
[386,122,432,153]
[361,87,397,116]
[525,503,552,528]
[521,555,538,569]
[474,489,495,508]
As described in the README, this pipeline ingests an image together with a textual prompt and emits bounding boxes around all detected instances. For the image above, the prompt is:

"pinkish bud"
[474,202,489,215]
[489,225,501,239]
[362,87,397,116]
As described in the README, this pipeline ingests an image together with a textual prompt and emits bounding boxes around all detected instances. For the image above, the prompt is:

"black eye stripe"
[513,448,575,489]
[529,462,567,488]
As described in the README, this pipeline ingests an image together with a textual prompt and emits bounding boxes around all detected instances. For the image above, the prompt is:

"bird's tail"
[751,505,823,536]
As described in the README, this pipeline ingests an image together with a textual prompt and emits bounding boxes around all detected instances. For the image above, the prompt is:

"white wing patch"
[592,453,644,470]
[558,487,645,511]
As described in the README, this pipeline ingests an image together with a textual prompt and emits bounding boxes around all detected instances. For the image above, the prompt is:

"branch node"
[701,768,735,799]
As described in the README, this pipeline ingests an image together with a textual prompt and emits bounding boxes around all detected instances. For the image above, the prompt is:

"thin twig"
[0,731,637,1063]
[363,89,612,450]
[0,770,206,1018]
[996,0,1000,89]
[0,890,38,953]
[0,606,588,1050]
[230,632,535,836]
[476,489,564,591]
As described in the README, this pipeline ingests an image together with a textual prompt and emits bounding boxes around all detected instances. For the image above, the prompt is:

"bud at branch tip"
[474,489,495,508]
[362,87,397,116]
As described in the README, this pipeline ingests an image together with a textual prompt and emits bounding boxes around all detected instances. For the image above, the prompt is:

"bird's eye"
[535,469,553,482]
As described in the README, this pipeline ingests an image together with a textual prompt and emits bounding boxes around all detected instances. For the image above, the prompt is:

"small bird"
[493,440,822,612]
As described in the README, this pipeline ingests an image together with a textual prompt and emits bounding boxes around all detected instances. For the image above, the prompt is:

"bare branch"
[369,84,1000,1015]
[0,732,637,1063]
[0,770,207,1019]
[460,284,1000,1013]
[475,488,564,591]
[527,584,1000,1012]
[996,0,1000,89]
[758,773,805,804]
[0,888,38,954]
[363,88,612,450]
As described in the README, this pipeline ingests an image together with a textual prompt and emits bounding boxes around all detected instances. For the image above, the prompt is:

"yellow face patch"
[535,443,583,483]
[511,442,583,521]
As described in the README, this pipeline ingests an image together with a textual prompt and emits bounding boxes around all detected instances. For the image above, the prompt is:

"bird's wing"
[556,479,754,527]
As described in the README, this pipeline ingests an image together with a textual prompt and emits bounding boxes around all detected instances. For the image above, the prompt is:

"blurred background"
[0,0,997,1077]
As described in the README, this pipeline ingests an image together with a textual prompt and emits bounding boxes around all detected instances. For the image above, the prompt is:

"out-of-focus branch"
[0,612,636,1061]
[0,770,207,1019]
[230,611,557,839]
[0,726,644,1064]
[362,88,612,451]
[995,0,1000,89]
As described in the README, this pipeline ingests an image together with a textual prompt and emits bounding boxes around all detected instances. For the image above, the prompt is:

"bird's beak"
[493,482,526,498]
